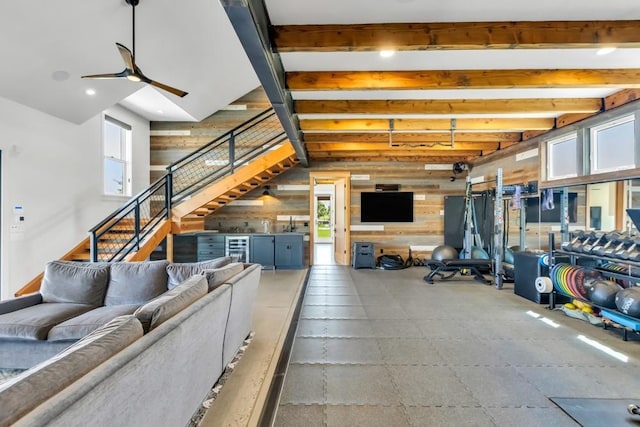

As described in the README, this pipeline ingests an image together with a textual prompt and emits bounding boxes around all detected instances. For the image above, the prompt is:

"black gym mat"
[551,397,640,426]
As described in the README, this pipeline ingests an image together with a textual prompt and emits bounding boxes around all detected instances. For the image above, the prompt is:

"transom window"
[591,115,635,174]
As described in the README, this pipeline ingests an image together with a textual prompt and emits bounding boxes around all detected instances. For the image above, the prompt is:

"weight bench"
[423,259,492,285]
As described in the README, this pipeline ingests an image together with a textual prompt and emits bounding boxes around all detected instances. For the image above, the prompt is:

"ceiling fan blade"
[116,43,135,71]
[147,79,189,98]
[81,70,128,79]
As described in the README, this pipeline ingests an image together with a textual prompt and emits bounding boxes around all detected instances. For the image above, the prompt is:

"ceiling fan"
[82,0,188,98]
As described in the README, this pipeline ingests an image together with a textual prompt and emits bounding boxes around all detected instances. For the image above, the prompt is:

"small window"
[547,133,579,180]
[591,115,635,174]
[103,116,132,196]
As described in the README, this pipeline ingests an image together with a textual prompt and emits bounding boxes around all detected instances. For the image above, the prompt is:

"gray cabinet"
[251,235,275,269]
[275,234,304,269]
[197,234,225,261]
[173,234,197,262]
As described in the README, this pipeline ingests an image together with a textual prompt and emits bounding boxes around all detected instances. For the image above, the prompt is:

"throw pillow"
[40,261,110,306]
[134,275,207,332]
[104,260,169,306]
[166,256,233,289]
[202,262,245,291]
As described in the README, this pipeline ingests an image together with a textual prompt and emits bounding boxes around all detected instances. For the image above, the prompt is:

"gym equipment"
[352,242,376,269]
[504,247,515,264]
[581,231,606,254]
[591,232,622,257]
[423,258,492,285]
[628,404,640,416]
[615,287,640,318]
[535,276,553,293]
[470,246,490,259]
[550,263,601,300]
[562,231,590,253]
[431,245,458,261]
[586,279,622,309]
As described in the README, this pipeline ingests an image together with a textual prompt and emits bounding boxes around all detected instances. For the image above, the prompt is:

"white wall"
[0,99,149,298]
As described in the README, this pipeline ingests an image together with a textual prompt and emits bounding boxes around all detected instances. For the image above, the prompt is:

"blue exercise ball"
[470,246,490,259]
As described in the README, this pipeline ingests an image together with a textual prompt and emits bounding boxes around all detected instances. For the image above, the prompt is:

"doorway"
[313,185,334,264]
[309,172,351,266]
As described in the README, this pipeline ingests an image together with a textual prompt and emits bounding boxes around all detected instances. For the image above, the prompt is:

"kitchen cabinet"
[197,233,225,261]
[251,235,276,269]
[275,234,304,269]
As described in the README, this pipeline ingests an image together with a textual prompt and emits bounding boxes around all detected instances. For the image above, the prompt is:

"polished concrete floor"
[273,266,640,427]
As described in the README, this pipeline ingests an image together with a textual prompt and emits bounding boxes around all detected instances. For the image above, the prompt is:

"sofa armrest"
[0,293,43,315]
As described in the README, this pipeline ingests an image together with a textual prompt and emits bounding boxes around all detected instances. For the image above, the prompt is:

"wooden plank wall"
[201,161,467,262]
[149,87,271,182]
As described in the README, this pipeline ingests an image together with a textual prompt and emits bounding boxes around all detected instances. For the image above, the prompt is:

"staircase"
[16,108,299,296]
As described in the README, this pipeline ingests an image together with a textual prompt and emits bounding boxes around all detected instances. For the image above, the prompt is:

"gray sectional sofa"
[0,257,261,427]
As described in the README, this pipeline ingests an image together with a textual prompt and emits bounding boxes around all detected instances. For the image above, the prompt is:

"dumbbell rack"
[548,232,640,340]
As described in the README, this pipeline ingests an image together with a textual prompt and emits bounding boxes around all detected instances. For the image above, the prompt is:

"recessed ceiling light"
[597,47,617,55]
[51,70,70,82]
[379,50,395,58]
[157,110,164,114]
[85,88,96,96]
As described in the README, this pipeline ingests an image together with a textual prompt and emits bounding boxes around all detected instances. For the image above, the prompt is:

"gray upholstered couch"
[0,258,261,427]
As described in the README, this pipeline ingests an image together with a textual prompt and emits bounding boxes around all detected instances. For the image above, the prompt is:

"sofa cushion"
[0,303,95,340]
[166,257,233,289]
[105,260,169,306]
[47,304,140,341]
[40,261,110,306]
[0,315,143,427]
[134,275,207,332]
[202,262,245,291]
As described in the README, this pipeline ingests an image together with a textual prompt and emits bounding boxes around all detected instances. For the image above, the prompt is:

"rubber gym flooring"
[273,265,640,426]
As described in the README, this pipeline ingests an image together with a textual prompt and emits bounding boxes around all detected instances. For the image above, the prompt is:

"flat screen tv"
[361,191,414,222]
[525,192,578,223]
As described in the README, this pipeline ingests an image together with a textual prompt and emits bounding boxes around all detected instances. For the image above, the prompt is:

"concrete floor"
[272,266,640,427]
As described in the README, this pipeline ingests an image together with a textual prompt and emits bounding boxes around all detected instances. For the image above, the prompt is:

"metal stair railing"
[88,108,287,262]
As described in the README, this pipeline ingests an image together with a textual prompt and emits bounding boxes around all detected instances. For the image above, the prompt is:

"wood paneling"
[274,21,640,52]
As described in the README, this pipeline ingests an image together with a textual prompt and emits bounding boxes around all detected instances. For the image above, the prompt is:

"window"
[547,133,579,180]
[103,116,132,196]
[591,115,635,174]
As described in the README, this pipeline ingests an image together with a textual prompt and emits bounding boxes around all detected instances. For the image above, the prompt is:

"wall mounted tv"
[361,191,414,222]
[525,192,578,223]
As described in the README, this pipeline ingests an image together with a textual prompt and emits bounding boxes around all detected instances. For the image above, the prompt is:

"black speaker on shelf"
[375,183,400,192]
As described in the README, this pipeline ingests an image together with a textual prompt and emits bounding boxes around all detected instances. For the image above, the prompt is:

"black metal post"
[90,232,98,262]
[229,132,236,173]
[134,202,141,251]
[165,174,173,216]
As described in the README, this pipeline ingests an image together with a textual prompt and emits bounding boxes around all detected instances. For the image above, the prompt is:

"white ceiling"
[0,0,260,124]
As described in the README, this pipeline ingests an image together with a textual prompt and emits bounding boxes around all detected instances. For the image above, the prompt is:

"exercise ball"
[615,287,640,318]
[504,247,515,264]
[431,245,458,261]
[587,280,622,309]
[470,246,490,259]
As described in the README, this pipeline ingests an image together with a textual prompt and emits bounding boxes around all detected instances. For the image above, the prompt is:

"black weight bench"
[423,259,492,285]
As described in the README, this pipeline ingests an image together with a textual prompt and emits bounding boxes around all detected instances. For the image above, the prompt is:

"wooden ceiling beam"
[287,69,640,91]
[310,154,480,163]
[300,118,554,131]
[303,132,522,143]
[274,21,640,52]
[310,149,483,158]
[294,98,602,115]
[305,142,502,151]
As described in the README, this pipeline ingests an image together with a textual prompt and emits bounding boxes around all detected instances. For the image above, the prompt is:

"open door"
[309,172,350,266]
[333,178,348,265]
